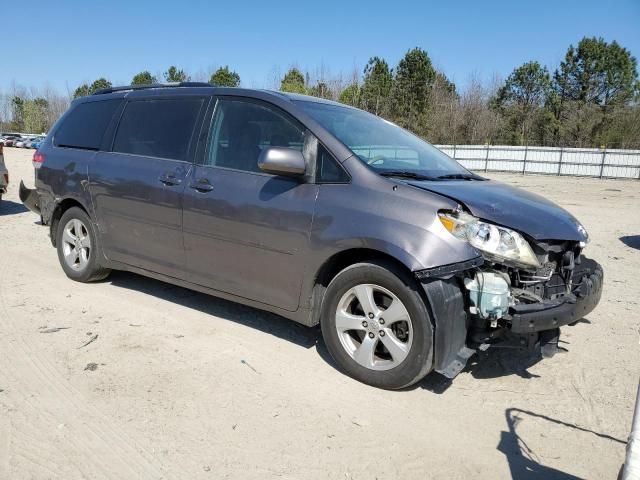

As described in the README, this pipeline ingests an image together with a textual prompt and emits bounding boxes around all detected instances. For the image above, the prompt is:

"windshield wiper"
[379,171,437,181]
[435,173,485,181]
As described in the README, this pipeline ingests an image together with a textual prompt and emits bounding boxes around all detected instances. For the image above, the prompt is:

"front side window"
[205,99,305,173]
[295,100,469,178]
[55,99,122,150]
[113,97,203,161]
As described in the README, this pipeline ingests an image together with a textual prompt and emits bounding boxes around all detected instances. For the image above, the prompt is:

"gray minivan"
[20,83,603,389]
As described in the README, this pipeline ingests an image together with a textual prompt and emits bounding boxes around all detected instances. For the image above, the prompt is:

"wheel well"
[309,248,415,326]
[50,198,90,247]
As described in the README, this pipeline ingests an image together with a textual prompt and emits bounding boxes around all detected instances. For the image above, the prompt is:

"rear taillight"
[32,151,45,169]
[0,143,3,154]
[3,173,7,185]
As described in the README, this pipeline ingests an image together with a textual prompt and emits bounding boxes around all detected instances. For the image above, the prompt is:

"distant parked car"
[0,133,19,145]
[2,135,21,147]
[0,143,7,201]
[16,137,35,148]
[14,138,26,148]
[30,137,46,149]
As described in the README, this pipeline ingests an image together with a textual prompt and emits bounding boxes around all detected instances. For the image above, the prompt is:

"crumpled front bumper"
[509,259,603,334]
[19,180,41,216]
[419,256,603,379]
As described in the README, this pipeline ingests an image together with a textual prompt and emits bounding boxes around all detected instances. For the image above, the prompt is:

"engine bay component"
[465,271,511,321]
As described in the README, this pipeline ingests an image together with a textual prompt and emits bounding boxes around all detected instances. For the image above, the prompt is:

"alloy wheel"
[61,218,91,271]
[335,283,413,371]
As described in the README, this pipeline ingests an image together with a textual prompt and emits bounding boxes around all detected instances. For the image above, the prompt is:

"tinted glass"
[54,99,121,150]
[317,144,349,183]
[295,100,468,177]
[206,99,304,172]
[113,98,203,161]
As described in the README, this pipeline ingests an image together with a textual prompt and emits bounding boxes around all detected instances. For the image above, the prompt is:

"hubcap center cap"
[368,317,381,332]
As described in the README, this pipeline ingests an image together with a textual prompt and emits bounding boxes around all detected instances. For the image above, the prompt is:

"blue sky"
[3,0,639,94]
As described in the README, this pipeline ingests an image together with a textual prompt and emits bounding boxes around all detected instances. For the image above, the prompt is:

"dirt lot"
[1,147,639,479]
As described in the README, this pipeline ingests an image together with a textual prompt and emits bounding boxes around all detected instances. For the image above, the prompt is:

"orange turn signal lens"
[439,215,455,233]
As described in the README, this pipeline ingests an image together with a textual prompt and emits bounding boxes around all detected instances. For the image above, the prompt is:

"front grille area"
[518,262,556,284]
[515,241,584,302]
[544,272,570,299]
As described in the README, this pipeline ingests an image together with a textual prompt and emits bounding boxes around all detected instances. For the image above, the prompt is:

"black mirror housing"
[258,147,306,177]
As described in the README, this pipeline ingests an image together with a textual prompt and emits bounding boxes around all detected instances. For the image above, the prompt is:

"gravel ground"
[0,147,638,479]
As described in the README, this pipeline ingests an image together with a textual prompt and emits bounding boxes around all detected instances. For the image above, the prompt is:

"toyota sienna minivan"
[20,83,603,389]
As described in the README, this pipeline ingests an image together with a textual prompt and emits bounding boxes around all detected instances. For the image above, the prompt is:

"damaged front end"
[464,240,603,356]
[416,208,603,379]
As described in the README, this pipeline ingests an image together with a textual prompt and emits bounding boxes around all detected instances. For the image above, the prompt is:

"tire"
[56,207,111,282]
[320,261,433,390]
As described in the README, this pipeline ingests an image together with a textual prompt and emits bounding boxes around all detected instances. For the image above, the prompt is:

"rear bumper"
[19,180,41,216]
[509,260,603,334]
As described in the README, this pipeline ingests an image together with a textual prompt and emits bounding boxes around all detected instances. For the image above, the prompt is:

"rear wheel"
[320,261,433,390]
[56,207,110,282]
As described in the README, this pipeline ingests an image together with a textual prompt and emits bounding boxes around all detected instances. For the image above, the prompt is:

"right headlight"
[439,211,540,269]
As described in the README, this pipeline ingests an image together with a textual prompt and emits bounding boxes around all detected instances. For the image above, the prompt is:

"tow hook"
[539,328,561,358]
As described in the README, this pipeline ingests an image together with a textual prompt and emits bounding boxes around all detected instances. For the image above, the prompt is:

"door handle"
[189,178,214,193]
[159,173,182,186]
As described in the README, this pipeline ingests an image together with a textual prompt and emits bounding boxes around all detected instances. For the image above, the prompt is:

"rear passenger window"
[54,99,121,150]
[113,98,203,161]
[206,99,305,172]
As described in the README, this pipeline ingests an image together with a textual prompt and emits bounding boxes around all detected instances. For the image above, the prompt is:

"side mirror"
[258,147,306,177]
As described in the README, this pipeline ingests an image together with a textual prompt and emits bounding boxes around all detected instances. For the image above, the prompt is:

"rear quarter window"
[54,99,122,150]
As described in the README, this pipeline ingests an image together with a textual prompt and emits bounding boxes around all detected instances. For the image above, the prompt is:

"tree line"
[2,36,638,148]
[302,37,638,148]
[0,65,242,135]
[71,64,241,98]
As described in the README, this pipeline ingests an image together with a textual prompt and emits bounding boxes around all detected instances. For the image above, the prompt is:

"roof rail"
[92,82,212,95]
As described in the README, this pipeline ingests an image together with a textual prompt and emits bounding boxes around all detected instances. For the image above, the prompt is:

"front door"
[89,96,205,278]
[182,97,318,311]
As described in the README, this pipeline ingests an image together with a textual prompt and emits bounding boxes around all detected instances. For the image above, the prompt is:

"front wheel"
[56,207,110,282]
[320,261,433,390]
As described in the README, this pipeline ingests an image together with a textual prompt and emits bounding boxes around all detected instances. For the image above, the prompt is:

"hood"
[406,179,588,242]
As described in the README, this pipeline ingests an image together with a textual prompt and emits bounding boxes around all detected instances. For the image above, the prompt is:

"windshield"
[295,100,469,178]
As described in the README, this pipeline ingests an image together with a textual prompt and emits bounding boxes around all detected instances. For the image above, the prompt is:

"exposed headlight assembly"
[439,211,540,269]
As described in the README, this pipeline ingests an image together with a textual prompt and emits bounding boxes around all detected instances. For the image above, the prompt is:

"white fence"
[435,145,640,180]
